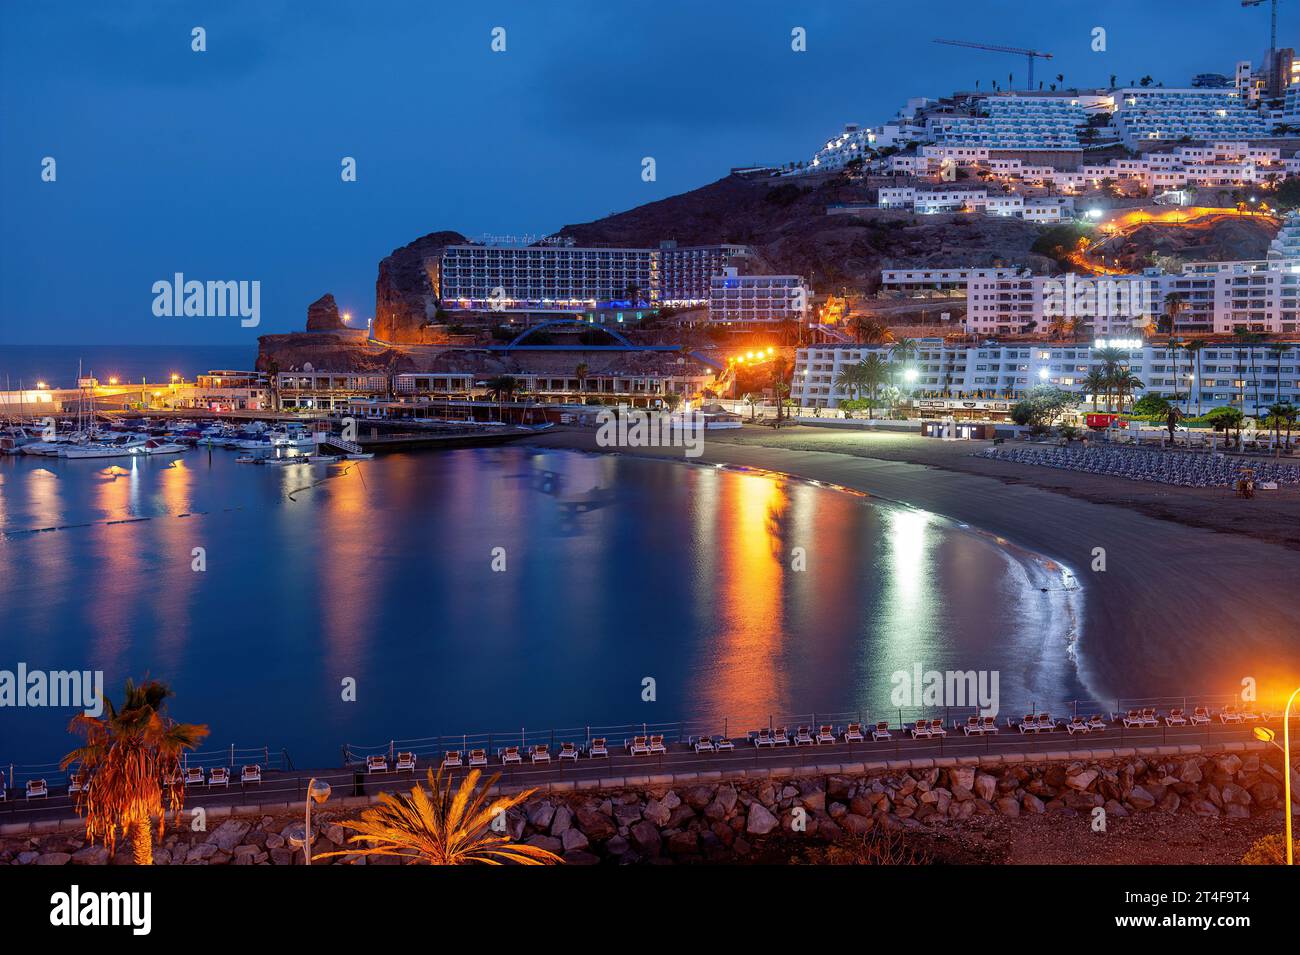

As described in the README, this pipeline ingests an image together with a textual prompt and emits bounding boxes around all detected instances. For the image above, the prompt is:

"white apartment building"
[793,340,1300,415]
[881,266,1021,291]
[809,123,876,171]
[965,272,1155,338]
[707,268,809,325]
[439,244,660,312]
[1110,88,1269,148]
[927,95,1094,151]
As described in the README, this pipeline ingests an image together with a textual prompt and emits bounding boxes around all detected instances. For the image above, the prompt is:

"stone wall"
[4,744,1292,865]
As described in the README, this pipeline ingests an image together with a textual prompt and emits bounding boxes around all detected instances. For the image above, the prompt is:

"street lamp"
[1253,685,1300,865]
[290,777,332,865]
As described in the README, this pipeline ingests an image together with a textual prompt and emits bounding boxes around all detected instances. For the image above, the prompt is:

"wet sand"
[524,425,1300,705]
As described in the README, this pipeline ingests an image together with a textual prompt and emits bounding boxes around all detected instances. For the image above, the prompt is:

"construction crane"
[1242,0,1280,56]
[933,38,1054,91]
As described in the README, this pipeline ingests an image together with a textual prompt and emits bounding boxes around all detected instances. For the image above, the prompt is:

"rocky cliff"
[373,230,467,343]
[305,293,345,331]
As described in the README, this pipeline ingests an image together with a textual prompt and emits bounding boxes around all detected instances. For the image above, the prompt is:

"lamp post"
[1253,685,1300,865]
[290,777,332,865]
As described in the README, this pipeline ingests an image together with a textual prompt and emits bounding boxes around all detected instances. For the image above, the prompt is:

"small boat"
[342,452,375,460]
[234,455,261,464]
[263,456,309,466]
[131,439,185,455]
[307,454,340,464]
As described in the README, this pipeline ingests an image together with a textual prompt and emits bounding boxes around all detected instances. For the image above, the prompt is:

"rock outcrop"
[306,293,346,331]
[374,230,467,343]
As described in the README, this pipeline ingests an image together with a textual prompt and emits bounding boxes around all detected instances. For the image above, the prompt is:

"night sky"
[0,0,1289,344]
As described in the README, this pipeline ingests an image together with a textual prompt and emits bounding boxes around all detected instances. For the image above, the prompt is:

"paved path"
[0,720,1275,830]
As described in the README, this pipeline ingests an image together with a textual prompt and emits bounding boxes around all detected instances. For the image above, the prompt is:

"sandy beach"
[524,424,1300,705]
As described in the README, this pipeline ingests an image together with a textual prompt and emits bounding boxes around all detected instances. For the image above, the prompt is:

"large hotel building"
[437,241,753,317]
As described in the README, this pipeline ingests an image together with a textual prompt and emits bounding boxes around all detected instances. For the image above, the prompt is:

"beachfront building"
[438,244,661,313]
[183,370,270,411]
[793,340,1300,415]
[708,268,810,325]
[275,371,390,412]
[965,271,1157,338]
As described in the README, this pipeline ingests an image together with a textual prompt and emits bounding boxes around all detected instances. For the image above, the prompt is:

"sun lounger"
[558,742,580,762]
[1140,707,1157,726]
[1164,708,1187,727]
[1036,713,1056,732]
[366,755,389,774]
[184,767,205,786]
[871,721,892,741]
[1240,709,1261,722]
[588,738,609,758]
[816,724,836,744]
[241,765,262,785]
[1065,715,1090,735]
[1121,709,1146,728]
[530,744,551,764]
[208,767,230,787]
[1220,706,1243,724]
[626,736,651,756]
[468,749,488,767]
[793,725,814,746]
[928,718,948,737]
[1190,707,1211,726]
[441,751,463,769]
[648,735,667,755]
[1015,714,1039,733]
[752,728,775,748]
[693,735,715,753]
[68,772,89,794]
[960,716,983,736]
[910,720,931,739]
[26,779,48,799]
[981,716,999,734]
[715,736,734,751]
[772,726,791,746]
[396,751,416,771]
[843,722,865,743]
[499,746,523,765]
[1086,714,1106,731]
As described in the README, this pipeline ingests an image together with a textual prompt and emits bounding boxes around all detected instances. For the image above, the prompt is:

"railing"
[4,691,1290,816]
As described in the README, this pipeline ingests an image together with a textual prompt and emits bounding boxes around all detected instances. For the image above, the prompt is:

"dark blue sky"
[0,0,1287,344]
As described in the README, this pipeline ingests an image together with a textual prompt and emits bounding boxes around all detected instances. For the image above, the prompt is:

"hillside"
[554,173,1051,287]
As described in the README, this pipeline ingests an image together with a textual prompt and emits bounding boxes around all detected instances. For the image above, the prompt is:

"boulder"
[306,293,347,331]
[1065,769,1098,791]
[995,796,1021,817]
[974,773,997,802]
[550,806,574,837]
[746,803,780,835]
[71,845,110,865]
[629,820,662,856]
[525,834,563,856]
[1126,785,1156,810]
[560,829,589,853]
[35,852,72,865]
[575,808,616,841]
[207,820,252,852]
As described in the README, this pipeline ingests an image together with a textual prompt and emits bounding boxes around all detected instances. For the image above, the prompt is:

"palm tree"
[1268,344,1290,409]
[484,374,519,421]
[315,767,561,865]
[860,354,888,410]
[833,366,863,403]
[61,679,209,865]
[742,392,760,421]
[575,362,589,399]
[1082,369,1108,411]
[1110,369,1145,414]
[1265,402,1291,454]
[1159,293,1184,336]
[771,356,790,425]
[1184,339,1207,415]
[1164,404,1184,446]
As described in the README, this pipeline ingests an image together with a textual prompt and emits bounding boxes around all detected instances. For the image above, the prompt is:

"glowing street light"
[36,380,47,389]
[288,777,333,865]
[1253,685,1300,865]
[108,377,118,385]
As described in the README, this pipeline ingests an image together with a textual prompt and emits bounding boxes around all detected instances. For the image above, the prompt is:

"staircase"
[319,436,363,454]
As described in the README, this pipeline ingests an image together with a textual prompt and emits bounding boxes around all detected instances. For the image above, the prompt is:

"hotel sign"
[917,399,1010,411]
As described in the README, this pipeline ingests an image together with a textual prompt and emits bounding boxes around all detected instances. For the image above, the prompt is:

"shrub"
[1240,833,1287,865]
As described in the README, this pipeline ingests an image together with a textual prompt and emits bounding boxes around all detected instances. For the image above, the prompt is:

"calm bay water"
[0,446,1083,766]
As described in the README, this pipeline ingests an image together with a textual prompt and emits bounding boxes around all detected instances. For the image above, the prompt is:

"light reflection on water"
[0,447,1083,765]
